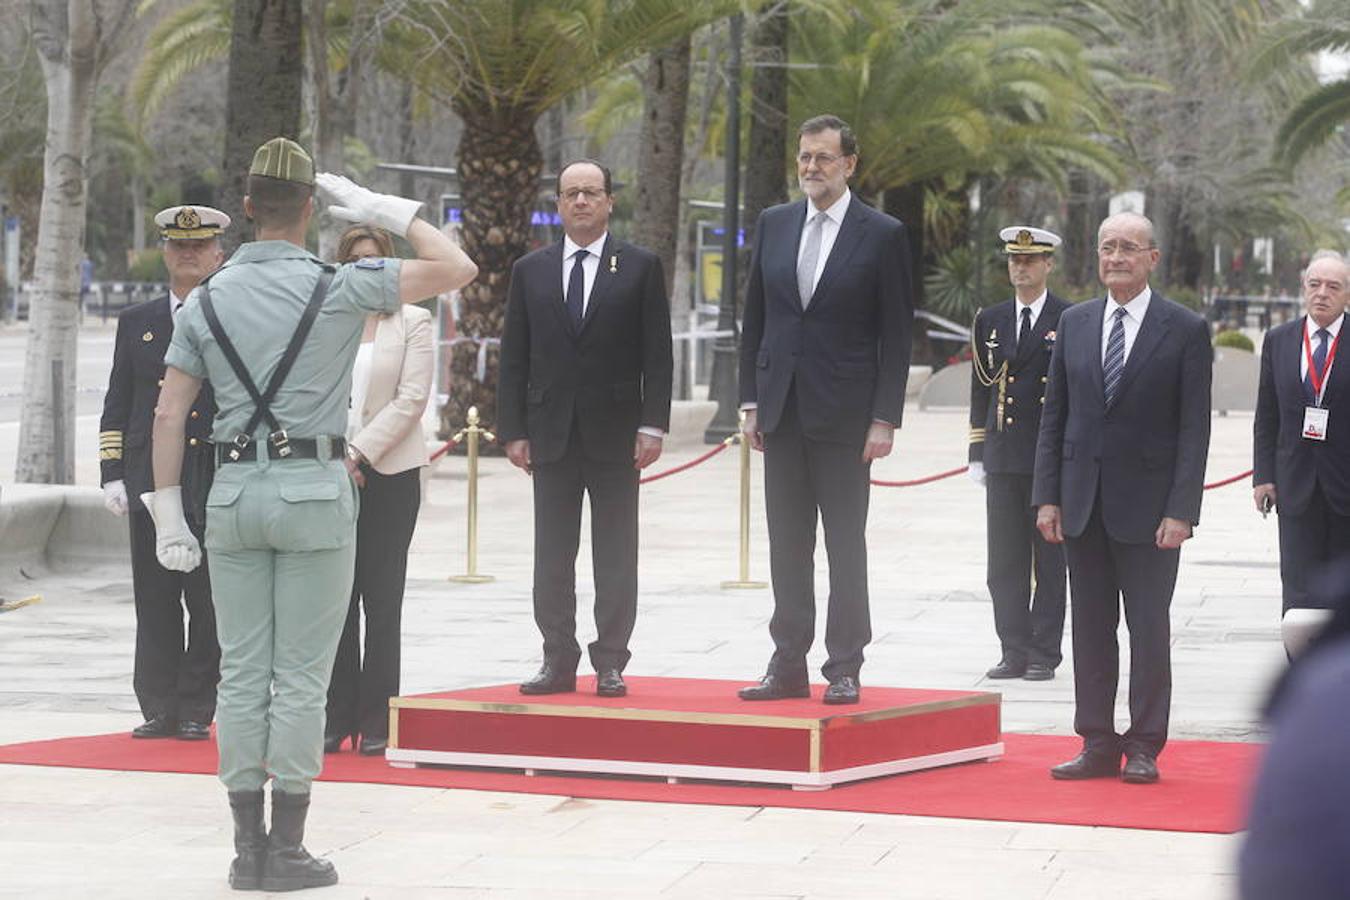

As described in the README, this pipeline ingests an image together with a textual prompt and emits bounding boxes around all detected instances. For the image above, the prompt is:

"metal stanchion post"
[448,406,496,584]
[723,411,767,590]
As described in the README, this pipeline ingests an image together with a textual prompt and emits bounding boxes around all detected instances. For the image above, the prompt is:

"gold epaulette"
[969,427,987,444]
[99,430,123,461]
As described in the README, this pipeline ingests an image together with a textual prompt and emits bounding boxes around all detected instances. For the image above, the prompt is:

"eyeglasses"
[559,187,608,203]
[797,152,847,168]
[1097,241,1154,257]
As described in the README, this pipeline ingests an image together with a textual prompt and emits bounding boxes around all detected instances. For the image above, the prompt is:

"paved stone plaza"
[0,322,1279,898]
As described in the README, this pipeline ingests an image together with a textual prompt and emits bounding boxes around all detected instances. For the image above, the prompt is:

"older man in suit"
[1254,253,1350,621]
[498,158,673,699]
[1033,211,1212,784]
[736,114,914,705]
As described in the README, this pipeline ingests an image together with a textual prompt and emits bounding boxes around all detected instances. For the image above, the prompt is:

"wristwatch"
[346,445,366,465]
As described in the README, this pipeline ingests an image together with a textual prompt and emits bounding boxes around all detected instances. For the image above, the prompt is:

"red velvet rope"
[870,466,970,488]
[639,440,732,485]
[1204,469,1253,490]
[428,434,464,463]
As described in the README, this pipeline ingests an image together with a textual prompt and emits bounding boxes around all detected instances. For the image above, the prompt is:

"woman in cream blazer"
[325,226,434,756]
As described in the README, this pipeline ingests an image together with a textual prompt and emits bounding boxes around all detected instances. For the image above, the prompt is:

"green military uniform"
[166,185,401,795]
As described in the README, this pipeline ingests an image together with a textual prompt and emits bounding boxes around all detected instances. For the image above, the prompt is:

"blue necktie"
[566,249,588,329]
[1103,307,1127,406]
[1305,327,1330,403]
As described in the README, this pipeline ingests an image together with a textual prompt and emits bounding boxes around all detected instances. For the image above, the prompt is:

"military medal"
[984,328,999,372]
[609,255,617,273]
[142,331,154,342]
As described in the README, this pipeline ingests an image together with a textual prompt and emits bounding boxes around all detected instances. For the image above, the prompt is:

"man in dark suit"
[969,226,1069,682]
[736,114,914,705]
[497,158,673,699]
[1253,252,1350,619]
[1032,211,1212,784]
[99,204,224,740]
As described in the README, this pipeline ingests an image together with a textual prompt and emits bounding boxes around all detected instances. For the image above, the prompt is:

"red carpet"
[0,729,1260,833]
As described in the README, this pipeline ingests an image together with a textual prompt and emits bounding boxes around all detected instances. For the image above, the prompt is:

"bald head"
[1304,253,1349,328]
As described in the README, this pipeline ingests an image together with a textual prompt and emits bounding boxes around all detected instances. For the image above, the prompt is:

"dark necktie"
[1305,327,1330,402]
[1018,305,1033,351]
[1103,307,1127,406]
[566,249,588,328]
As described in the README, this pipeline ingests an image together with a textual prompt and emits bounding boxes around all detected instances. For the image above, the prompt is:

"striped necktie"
[1103,306,1127,406]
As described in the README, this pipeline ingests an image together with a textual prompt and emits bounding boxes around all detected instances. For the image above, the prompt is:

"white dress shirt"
[170,290,189,318]
[1300,313,1344,390]
[796,189,852,298]
[1014,291,1047,350]
[1101,287,1152,366]
[561,232,608,315]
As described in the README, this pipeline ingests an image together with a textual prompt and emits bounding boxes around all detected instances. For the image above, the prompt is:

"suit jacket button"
[1008,375,1016,383]
[1039,397,1045,404]
[1041,376,1048,383]
[1007,397,1015,405]
[1006,417,1014,426]
[190,410,199,419]
[189,438,199,447]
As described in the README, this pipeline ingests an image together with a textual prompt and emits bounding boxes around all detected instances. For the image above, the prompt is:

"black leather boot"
[227,790,267,891]
[260,791,339,892]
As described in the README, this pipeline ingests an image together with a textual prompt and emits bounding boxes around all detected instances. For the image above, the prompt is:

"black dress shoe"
[358,737,388,757]
[738,673,810,701]
[519,664,577,695]
[177,720,210,741]
[1050,750,1122,780]
[1023,663,1055,681]
[323,732,352,754]
[131,714,176,739]
[823,676,860,705]
[985,660,1027,679]
[596,669,627,698]
[1122,753,1160,784]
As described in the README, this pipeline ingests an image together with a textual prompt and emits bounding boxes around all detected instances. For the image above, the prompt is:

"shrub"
[1214,329,1255,352]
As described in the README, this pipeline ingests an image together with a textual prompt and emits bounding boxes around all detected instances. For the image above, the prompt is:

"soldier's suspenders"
[198,265,335,458]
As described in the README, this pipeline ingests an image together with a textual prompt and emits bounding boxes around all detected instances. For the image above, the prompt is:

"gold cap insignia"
[1015,229,1033,248]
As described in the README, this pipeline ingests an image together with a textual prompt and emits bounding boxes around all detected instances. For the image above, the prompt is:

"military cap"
[1000,226,1062,255]
[249,137,315,186]
[155,205,231,241]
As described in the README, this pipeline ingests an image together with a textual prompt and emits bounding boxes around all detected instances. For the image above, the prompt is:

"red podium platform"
[387,677,1002,790]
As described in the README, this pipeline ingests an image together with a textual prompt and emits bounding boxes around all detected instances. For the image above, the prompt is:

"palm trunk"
[742,0,789,241]
[219,0,303,254]
[442,104,542,434]
[632,35,690,299]
[16,0,101,483]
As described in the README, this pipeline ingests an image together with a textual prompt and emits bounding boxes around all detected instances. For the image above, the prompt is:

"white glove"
[967,461,986,486]
[102,480,128,516]
[139,487,202,572]
[315,172,422,238]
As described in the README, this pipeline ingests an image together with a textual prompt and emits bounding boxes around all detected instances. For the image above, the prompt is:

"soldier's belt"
[216,435,346,466]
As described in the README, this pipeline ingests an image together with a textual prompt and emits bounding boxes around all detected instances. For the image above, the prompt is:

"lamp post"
[703,12,744,443]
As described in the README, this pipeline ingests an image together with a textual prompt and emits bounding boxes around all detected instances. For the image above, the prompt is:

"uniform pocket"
[268,472,354,552]
[204,479,246,551]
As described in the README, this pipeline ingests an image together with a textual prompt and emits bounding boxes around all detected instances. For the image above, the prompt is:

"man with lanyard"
[143,137,477,891]
[99,204,227,740]
[1254,252,1350,644]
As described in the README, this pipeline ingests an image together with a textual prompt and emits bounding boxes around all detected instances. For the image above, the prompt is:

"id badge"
[1303,406,1329,441]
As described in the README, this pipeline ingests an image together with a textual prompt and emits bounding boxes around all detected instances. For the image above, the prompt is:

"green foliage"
[925,245,1003,322]
[130,0,233,127]
[1163,284,1204,311]
[127,249,168,282]
[1214,329,1255,352]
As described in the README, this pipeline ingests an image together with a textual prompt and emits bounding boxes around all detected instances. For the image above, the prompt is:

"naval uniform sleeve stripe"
[99,449,123,460]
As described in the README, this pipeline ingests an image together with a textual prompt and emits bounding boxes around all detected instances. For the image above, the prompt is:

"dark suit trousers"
[128,508,219,722]
[1277,483,1350,613]
[985,473,1066,668]
[327,467,420,741]
[1064,497,1178,757]
[762,388,872,683]
[531,422,640,672]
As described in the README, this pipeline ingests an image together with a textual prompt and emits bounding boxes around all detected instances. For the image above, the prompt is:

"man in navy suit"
[497,159,673,699]
[1253,252,1350,616]
[736,114,914,705]
[968,226,1069,682]
[1032,212,1212,783]
[99,205,225,740]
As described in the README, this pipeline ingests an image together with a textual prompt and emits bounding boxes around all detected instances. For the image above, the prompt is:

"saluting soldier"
[143,137,477,892]
[99,204,228,740]
[968,226,1069,682]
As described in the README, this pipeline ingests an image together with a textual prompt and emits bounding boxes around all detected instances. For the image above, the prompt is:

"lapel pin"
[609,255,617,273]
[142,331,154,342]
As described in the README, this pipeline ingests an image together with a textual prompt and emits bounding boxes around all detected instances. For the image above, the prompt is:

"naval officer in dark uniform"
[99,204,227,740]
[968,226,1069,682]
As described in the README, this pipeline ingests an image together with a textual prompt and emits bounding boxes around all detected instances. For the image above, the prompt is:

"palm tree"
[1250,0,1350,170]
[392,0,738,427]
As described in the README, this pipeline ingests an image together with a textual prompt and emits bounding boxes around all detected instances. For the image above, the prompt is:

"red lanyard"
[1304,323,1341,405]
